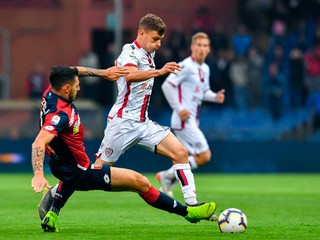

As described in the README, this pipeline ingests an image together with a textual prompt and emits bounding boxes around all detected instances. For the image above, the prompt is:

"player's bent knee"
[173,145,188,163]
[205,152,212,163]
[135,173,151,192]
[202,150,212,163]
[196,149,212,166]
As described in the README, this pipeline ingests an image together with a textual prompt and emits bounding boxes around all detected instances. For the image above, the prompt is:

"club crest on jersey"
[105,148,113,157]
[195,142,202,149]
[51,115,60,125]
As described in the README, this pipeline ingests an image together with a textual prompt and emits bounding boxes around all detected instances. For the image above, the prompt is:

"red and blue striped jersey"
[40,87,90,170]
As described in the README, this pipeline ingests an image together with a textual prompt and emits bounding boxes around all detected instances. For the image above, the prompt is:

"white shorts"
[173,126,209,155]
[96,116,170,163]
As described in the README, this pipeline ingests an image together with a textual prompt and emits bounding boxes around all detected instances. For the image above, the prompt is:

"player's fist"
[215,89,225,104]
[161,62,181,75]
[179,109,190,122]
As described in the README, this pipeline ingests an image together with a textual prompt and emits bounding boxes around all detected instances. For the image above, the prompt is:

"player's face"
[191,38,210,63]
[68,77,80,101]
[140,29,163,53]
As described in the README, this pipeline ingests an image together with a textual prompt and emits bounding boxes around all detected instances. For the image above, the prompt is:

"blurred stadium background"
[1,0,320,173]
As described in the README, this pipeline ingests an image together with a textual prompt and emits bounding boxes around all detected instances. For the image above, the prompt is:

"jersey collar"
[133,40,153,56]
[50,90,73,104]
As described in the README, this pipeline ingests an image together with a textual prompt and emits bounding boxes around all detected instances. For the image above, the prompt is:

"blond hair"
[191,32,210,44]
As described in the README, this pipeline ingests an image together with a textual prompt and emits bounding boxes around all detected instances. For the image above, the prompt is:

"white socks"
[172,163,197,205]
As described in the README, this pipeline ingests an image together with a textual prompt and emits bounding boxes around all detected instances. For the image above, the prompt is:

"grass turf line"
[0,173,319,240]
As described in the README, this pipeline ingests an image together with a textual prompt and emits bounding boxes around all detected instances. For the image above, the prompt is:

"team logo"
[103,174,110,184]
[44,126,54,131]
[105,148,113,157]
[51,115,60,125]
[195,142,202,149]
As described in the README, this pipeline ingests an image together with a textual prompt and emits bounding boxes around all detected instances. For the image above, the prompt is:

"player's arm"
[162,79,190,122]
[162,81,184,113]
[203,89,225,104]
[76,66,129,81]
[125,62,181,82]
[31,130,55,193]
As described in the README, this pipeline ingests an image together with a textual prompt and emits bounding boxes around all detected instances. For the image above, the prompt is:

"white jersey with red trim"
[108,41,155,122]
[165,56,210,129]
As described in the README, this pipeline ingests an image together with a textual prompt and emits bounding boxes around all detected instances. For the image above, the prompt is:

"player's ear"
[62,84,70,94]
[138,29,145,38]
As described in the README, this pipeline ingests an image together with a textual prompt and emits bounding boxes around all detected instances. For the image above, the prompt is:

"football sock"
[140,186,188,216]
[173,163,197,205]
[188,155,198,169]
[50,184,58,197]
[50,181,75,216]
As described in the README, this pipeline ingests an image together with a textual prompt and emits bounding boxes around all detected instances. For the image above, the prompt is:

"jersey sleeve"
[119,44,139,67]
[203,65,211,92]
[41,111,69,136]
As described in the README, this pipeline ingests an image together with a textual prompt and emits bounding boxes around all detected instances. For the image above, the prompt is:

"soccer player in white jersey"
[156,32,225,196]
[94,14,203,206]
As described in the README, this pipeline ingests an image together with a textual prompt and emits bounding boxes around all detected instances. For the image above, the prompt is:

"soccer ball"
[218,208,247,233]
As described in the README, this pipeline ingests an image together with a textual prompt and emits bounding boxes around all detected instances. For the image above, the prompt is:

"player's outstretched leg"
[185,202,217,223]
[38,186,54,221]
[41,210,59,232]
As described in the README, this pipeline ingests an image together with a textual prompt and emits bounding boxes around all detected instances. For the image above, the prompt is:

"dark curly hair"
[49,65,78,90]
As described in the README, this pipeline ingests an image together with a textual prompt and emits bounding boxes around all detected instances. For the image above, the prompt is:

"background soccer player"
[94,13,200,206]
[31,65,217,232]
[156,32,225,196]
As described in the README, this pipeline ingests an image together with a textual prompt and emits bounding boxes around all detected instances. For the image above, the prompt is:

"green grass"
[0,173,319,240]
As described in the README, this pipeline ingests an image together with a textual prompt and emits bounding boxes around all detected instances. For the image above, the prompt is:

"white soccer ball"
[218,208,248,233]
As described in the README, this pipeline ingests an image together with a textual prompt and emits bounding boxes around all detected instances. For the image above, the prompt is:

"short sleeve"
[41,111,69,136]
[119,44,139,67]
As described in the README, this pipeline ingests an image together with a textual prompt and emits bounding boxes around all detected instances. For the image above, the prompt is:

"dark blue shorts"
[49,158,111,191]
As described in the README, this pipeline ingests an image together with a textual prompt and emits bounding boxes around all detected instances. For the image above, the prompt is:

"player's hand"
[179,109,190,122]
[104,66,130,81]
[215,89,225,104]
[160,62,181,75]
[31,174,51,193]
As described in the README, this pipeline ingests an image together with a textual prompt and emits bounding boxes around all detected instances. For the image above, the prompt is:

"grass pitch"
[0,173,319,240]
